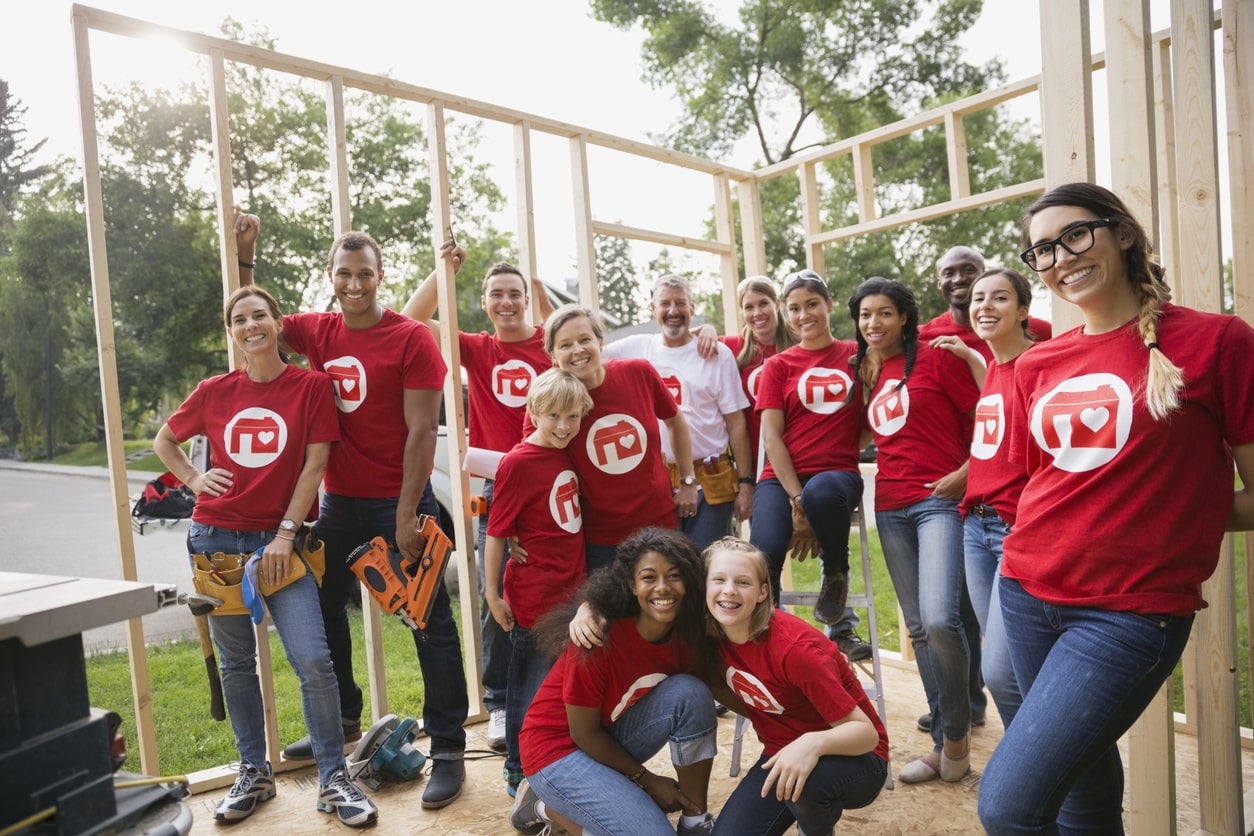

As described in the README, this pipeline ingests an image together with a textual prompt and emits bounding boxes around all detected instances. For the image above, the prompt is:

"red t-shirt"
[563,359,679,544]
[722,335,778,469]
[486,441,586,628]
[718,610,888,760]
[519,618,692,775]
[755,341,863,480]
[866,345,979,510]
[166,366,340,530]
[282,310,447,497]
[459,329,552,457]
[960,351,1031,525]
[919,311,1053,361]
[1003,305,1254,616]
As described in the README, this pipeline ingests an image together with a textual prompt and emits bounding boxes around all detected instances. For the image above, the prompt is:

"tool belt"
[191,527,326,617]
[668,453,738,505]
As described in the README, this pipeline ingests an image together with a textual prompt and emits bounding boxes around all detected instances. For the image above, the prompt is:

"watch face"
[280,520,297,531]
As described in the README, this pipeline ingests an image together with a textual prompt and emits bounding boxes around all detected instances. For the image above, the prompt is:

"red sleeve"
[401,320,448,391]
[562,644,610,710]
[165,379,211,443]
[755,354,785,413]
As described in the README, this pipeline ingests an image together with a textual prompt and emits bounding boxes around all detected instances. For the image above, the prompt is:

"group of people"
[152,180,1254,835]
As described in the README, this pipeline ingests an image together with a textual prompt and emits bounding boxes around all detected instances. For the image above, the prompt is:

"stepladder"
[728,503,893,789]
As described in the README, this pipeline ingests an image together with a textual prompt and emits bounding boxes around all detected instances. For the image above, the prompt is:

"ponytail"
[1134,266,1184,420]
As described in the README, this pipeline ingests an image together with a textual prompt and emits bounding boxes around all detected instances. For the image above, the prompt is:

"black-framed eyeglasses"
[1019,218,1116,272]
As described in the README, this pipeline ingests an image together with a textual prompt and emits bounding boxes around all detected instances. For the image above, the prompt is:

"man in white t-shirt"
[603,275,752,550]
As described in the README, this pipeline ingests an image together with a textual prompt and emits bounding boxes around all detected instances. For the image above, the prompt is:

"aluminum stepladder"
[728,502,893,789]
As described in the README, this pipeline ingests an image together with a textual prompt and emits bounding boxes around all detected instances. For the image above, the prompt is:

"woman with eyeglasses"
[848,277,981,786]
[977,183,1254,834]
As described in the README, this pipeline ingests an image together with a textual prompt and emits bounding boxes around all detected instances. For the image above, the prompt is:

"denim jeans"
[678,490,735,552]
[964,513,1022,729]
[586,542,619,575]
[979,579,1194,835]
[503,626,556,777]
[477,479,511,713]
[875,495,974,748]
[314,484,468,754]
[529,673,717,836]
[751,471,863,601]
[712,751,886,836]
[187,522,344,785]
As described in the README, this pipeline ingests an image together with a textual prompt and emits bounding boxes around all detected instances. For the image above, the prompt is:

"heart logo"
[341,379,357,393]
[1080,407,1109,432]
[619,435,638,451]
[827,382,844,397]
[258,431,275,445]
[985,418,997,435]
[886,396,898,411]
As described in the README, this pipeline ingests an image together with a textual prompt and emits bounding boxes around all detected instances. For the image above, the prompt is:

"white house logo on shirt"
[747,365,764,401]
[867,379,909,436]
[610,673,668,722]
[797,368,852,415]
[657,367,684,406]
[224,408,288,469]
[725,667,785,714]
[587,414,648,475]
[549,469,582,534]
[492,360,538,408]
[324,356,367,413]
[971,394,1005,460]
[1031,373,1132,473]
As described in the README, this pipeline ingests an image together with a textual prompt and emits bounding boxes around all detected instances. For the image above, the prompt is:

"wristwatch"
[278,519,298,534]
[679,474,697,487]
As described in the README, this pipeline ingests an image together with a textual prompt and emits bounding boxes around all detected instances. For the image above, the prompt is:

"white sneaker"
[487,708,507,752]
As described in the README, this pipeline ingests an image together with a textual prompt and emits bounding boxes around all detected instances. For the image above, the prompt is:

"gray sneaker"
[317,767,378,827]
[214,761,275,822]
[509,777,546,834]
[677,813,716,834]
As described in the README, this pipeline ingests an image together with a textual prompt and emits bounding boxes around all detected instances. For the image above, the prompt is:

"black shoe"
[421,756,465,809]
[812,571,849,625]
[917,711,985,733]
[833,630,873,662]
[282,719,361,761]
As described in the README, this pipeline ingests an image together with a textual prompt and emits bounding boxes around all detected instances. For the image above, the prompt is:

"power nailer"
[346,514,453,634]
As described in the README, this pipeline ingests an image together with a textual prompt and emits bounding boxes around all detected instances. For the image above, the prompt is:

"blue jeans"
[503,626,555,777]
[875,495,974,748]
[678,490,735,552]
[187,523,344,785]
[751,471,863,600]
[964,513,1022,729]
[979,579,1194,835]
[314,485,468,754]
[477,479,511,713]
[712,751,886,836]
[586,542,619,575]
[529,673,717,836]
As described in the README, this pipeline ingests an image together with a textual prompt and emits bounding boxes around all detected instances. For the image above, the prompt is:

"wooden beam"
[1039,0,1095,186]
[590,220,734,256]
[944,111,970,200]
[737,177,767,280]
[798,161,824,276]
[208,51,243,371]
[71,9,159,774]
[513,121,541,322]
[326,75,352,236]
[427,100,486,722]
[569,134,599,311]
[1154,40,1183,307]
[1225,0,1254,321]
[713,173,740,335]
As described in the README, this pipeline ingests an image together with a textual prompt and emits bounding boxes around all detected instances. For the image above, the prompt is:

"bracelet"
[738,476,754,485]
[238,259,255,269]
[274,532,295,541]
[629,766,647,787]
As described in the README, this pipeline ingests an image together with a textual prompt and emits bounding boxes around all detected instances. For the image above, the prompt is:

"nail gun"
[346,514,453,634]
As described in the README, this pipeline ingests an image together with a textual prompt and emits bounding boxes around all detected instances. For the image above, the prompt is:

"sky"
[2,0,1200,295]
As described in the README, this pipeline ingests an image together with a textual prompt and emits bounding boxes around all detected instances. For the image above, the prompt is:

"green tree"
[592,0,1042,325]
[595,231,643,324]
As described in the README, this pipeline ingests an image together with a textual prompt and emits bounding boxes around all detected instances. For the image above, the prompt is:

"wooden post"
[326,76,352,236]
[569,134,599,311]
[1224,0,1254,321]
[798,161,824,277]
[944,111,970,201]
[428,100,486,721]
[513,121,541,322]
[71,9,159,774]
[713,173,739,335]
[737,177,767,282]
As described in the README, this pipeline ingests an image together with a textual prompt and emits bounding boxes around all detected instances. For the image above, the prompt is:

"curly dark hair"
[533,527,710,663]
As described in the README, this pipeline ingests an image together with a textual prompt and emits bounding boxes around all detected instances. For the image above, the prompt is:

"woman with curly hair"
[512,527,719,836]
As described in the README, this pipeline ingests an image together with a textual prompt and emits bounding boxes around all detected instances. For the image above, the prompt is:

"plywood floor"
[183,658,1248,835]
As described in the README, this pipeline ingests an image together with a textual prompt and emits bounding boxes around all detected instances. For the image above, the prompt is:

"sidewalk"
[0,458,155,486]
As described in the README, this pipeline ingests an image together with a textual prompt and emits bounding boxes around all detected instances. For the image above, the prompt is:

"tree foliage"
[591,0,1043,329]
[594,231,643,324]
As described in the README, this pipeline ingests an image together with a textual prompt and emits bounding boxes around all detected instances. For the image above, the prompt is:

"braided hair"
[1023,183,1183,419]
[846,277,919,403]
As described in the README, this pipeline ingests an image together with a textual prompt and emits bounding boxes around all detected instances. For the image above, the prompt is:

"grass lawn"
[86,602,445,776]
[52,440,170,473]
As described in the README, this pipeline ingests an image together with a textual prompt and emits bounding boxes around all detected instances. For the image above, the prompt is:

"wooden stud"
[569,134,599,311]
[797,161,824,277]
[1224,0,1254,321]
[209,50,243,372]
[713,173,740,335]
[513,121,541,322]
[326,76,352,236]
[852,143,876,224]
[737,177,767,281]
[944,111,970,201]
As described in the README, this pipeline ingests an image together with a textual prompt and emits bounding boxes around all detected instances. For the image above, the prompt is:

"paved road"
[0,462,197,652]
